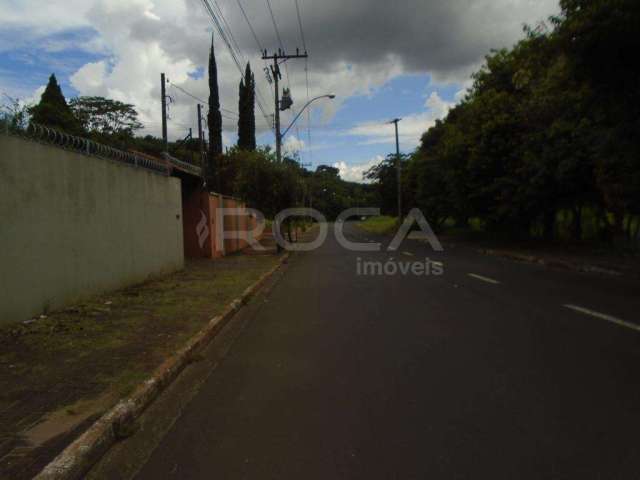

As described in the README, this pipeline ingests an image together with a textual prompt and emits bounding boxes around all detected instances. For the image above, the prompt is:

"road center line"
[563,304,640,333]
[402,251,414,257]
[467,273,500,284]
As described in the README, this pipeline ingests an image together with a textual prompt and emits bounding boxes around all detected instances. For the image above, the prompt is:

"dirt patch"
[0,254,280,479]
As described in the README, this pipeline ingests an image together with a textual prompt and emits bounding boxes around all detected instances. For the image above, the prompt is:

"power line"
[264,0,292,89]
[265,0,285,55]
[305,59,312,164]
[211,0,245,67]
[235,0,264,53]
[234,0,275,105]
[293,0,312,164]
[294,0,307,52]
[197,0,273,132]
[208,0,274,126]
[169,80,238,117]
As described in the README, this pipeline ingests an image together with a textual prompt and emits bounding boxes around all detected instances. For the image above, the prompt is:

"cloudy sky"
[0,0,558,181]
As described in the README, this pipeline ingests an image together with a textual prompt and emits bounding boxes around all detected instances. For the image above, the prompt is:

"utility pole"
[391,118,402,219]
[197,103,204,166]
[161,73,168,151]
[262,48,308,162]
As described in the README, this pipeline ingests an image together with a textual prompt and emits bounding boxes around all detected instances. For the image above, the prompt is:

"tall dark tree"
[247,67,256,150]
[237,71,247,148]
[207,35,223,191]
[237,62,256,151]
[29,74,82,135]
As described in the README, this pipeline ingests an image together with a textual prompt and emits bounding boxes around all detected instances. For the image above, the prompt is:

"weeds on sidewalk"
[0,255,280,479]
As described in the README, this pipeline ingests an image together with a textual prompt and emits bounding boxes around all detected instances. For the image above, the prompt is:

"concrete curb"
[34,253,290,480]
[477,248,623,277]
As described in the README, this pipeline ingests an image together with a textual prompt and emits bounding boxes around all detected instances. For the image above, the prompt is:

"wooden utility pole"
[161,73,168,151]
[262,49,308,162]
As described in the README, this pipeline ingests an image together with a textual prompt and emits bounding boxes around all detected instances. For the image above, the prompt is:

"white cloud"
[334,155,384,183]
[283,135,305,155]
[0,1,93,50]
[345,92,454,149]
[24,85,46,106]
[70,61,108,91]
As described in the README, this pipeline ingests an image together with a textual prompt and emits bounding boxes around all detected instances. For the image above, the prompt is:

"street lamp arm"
[280,94,335,140]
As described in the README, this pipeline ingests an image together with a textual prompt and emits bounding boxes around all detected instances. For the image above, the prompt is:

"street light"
[280,94,336,143]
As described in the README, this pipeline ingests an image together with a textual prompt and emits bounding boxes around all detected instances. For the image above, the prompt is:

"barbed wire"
[4,123,170,175]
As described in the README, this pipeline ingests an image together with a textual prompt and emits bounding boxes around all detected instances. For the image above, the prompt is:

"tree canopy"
[29,74,83,135]
[366,0,640,243]
[69,96,142,138]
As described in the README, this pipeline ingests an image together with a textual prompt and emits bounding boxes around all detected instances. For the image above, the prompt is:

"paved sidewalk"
[0,254,281,480]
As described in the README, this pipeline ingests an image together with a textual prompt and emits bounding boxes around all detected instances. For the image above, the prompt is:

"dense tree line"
[219,148,375,220]
[369,0,640,243]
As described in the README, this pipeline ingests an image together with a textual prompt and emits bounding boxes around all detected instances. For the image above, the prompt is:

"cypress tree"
[237,63,256,151]
[207,35,223,191]
[248,68,256,150]
[237,75,248,149]
[29,74,83,135]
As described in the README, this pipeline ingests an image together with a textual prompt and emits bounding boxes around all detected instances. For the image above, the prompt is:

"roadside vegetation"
[365,0,640,248]
[357,216,397,235]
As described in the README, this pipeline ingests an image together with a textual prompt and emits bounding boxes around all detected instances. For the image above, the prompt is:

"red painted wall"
[182,187,261,259]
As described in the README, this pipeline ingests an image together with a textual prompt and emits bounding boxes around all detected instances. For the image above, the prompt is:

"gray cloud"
[2,0,559,140]
[217,0,558,81]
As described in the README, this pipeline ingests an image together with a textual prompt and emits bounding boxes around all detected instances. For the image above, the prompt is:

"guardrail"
[2,123,170,176]
[161,152,203,177]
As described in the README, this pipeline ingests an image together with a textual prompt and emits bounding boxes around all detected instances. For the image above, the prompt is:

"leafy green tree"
[379,0,640,244]
[29,74,83,135]
[364,154,408,216]
[555,0,640,238]
[69,96,142,138]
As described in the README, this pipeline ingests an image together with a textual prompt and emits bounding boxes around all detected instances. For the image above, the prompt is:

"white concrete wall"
[0,135,184,323]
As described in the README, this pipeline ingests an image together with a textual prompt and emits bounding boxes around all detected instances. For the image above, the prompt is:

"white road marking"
[431,261,444,267]
[467,273,500,284]
[402,251,414,257]
[563,304,640,333]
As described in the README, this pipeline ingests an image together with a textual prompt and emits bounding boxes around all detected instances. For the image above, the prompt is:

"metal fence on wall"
[2,123,171,175]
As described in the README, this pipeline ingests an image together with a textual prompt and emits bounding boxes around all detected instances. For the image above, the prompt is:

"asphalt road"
[135,222,640,479]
